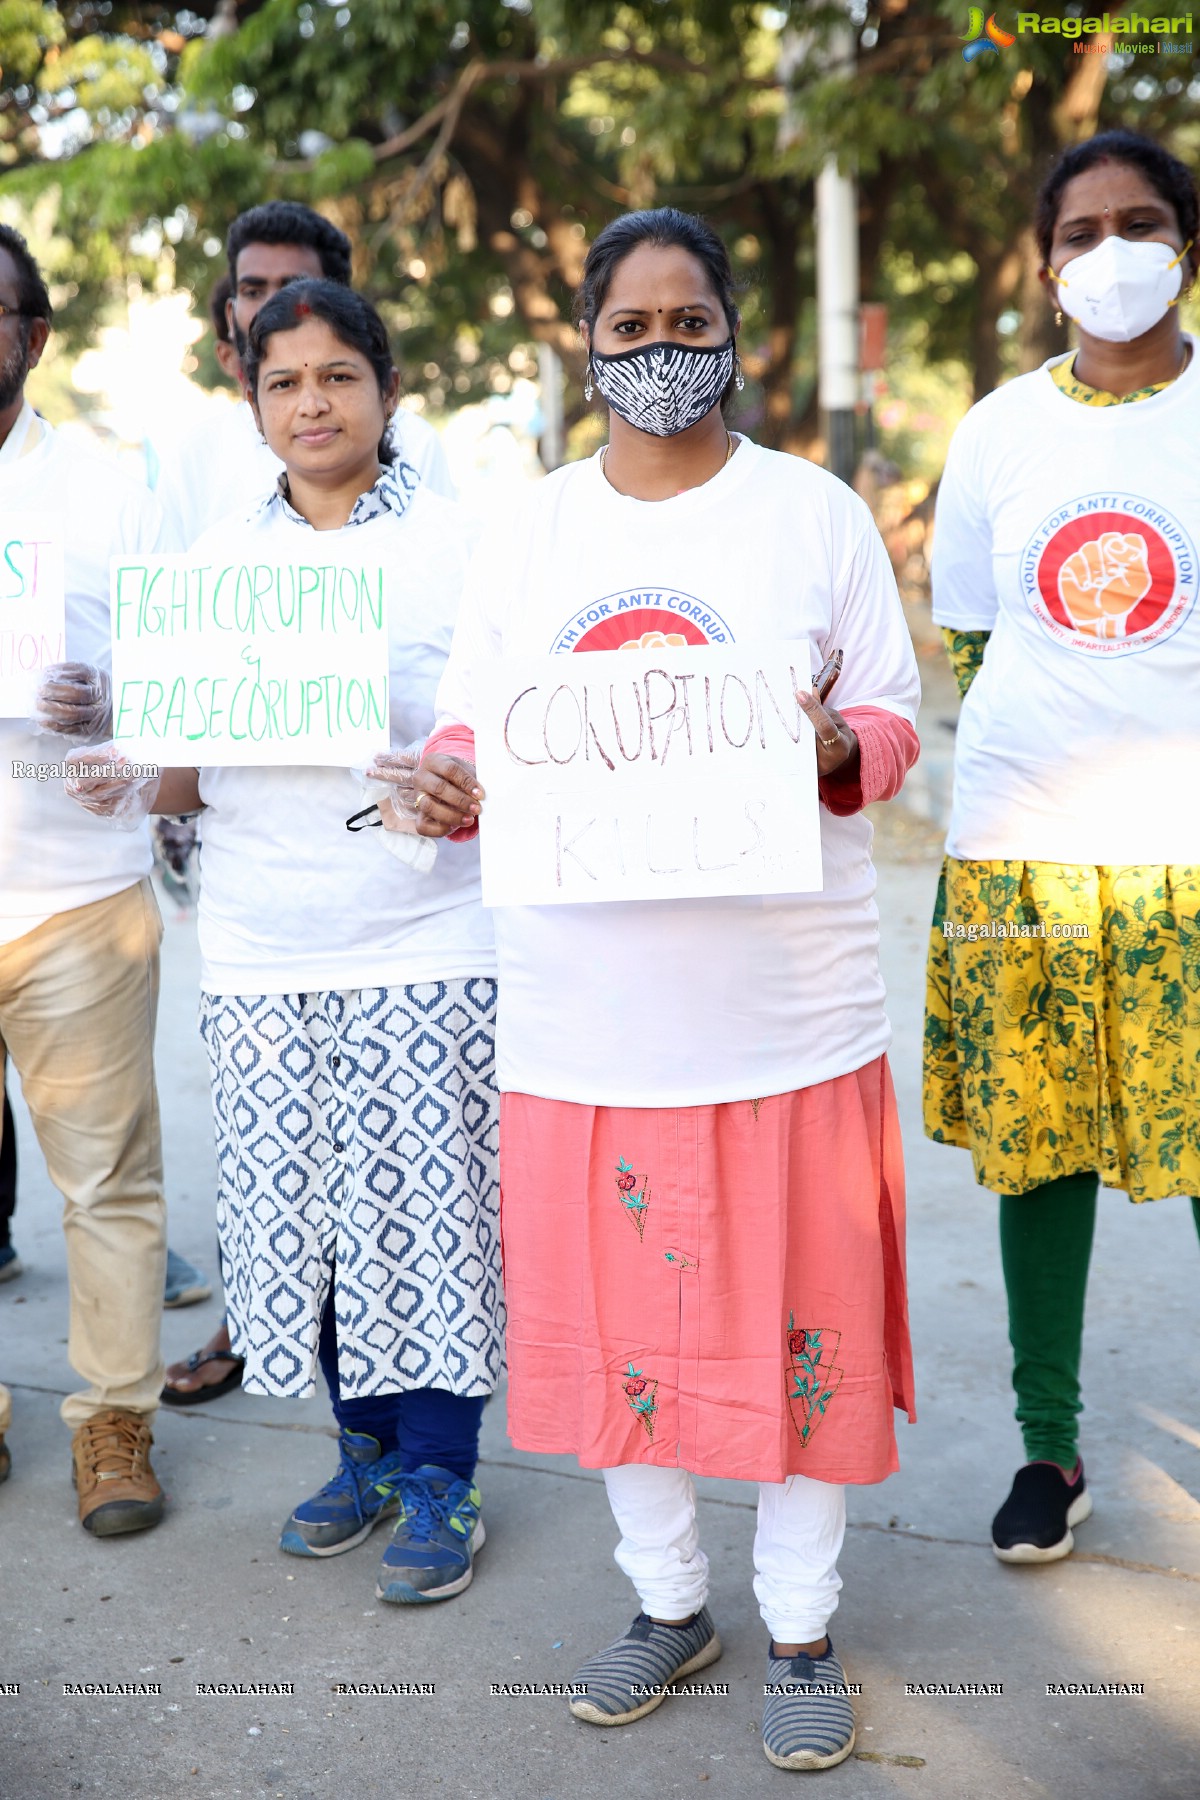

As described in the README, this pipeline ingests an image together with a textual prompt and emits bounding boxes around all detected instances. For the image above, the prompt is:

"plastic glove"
[34,662,114,741]
[360,741,438,873]
[63,745,159,830]
[366,744,423,820]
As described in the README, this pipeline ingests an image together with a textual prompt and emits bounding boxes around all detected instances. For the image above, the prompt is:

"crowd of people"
[0,125,1196,1777]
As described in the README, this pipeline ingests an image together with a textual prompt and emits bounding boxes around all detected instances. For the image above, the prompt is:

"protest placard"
[0,523,66,718]
[474,642,823,906]
[110,552,390,766]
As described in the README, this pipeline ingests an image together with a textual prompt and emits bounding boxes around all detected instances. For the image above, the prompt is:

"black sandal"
[160,1348,245,1407]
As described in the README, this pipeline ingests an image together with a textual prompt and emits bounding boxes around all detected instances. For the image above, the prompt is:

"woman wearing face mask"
[926,130,1200,1566]
[405,208,921,1773]
[66,281,501,1607]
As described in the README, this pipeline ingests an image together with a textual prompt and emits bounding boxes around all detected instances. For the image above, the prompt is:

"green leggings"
[999,1175,1200,1468]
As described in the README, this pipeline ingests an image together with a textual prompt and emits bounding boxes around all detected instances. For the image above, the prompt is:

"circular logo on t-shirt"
[550,588,735,654]
[1021,494,1197,657]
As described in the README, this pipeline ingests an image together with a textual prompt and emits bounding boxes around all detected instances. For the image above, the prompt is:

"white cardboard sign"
[474,643,823,906]
[0,522,66,717]
[109,552,390,766]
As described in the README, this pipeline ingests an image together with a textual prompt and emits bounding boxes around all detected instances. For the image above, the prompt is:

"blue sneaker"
[375,1464,484,1604]
[280,1432,407,1558]
[0,1245,21,1283]
[163,1248,212,1308]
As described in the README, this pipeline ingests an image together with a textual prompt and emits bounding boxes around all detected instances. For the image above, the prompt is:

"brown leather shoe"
[71,1409,164,1536]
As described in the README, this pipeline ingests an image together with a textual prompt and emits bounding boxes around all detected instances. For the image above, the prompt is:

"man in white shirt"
[155,200,452,549]
[0,225,171,1534]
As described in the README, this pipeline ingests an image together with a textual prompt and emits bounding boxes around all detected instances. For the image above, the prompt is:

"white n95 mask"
[1052,236,1191,344]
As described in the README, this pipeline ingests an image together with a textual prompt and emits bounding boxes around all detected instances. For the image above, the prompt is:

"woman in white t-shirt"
[926,130,1200,1567]
[69,281,500,1607]
[404,208,921,1774]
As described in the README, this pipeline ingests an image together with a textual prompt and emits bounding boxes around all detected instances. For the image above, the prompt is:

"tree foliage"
[1,1,1197,451]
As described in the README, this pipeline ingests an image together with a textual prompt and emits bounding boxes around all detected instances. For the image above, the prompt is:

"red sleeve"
[818,705,920,818]
[425,722,477,764]
[423,723,479,841]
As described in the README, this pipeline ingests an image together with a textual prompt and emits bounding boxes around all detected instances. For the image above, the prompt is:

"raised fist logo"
[620,629,688,651]
[1057,532,1152,639]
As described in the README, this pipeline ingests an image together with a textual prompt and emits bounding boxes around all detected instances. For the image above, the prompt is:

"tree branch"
[268,47,754,174]
[400,60,486,214]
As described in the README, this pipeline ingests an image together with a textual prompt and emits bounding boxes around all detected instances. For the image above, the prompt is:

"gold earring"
[1054,309,1063,327]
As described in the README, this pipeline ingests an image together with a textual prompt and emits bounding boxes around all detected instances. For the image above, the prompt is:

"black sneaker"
[992,1460,1091,1564]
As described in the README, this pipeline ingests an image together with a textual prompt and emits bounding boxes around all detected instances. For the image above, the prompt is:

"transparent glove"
[366,743,423,820]
[359,741,437,874]
[63,745,159,830]
[34,662,114,741]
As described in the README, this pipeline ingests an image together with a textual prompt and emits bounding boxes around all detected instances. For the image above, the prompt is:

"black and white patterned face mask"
[590,338,735,437]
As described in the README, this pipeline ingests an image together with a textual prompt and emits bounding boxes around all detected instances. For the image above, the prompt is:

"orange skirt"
[499,1055,914,1485]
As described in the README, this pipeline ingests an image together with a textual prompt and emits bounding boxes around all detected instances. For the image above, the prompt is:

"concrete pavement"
[2,650,1198,1800]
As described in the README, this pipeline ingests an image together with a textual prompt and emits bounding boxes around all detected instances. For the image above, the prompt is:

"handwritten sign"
[110,552,389,766]
[0,522,65,717]
[474,643,823,906]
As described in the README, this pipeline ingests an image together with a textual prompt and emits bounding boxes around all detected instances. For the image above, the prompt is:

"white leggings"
[603,1464,846,1645]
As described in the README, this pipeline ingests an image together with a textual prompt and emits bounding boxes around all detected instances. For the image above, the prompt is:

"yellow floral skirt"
[923,860,1200,1202]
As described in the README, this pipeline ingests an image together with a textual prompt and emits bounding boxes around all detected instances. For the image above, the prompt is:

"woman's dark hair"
[574,207,741,405]
[0,223,52,329]
[1036,130,1199,269]
[244,279,397,461]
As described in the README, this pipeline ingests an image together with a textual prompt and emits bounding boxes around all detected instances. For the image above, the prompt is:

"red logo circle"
[551,590,735,654]
[571,606,711,653]
[1035,512,1176,643]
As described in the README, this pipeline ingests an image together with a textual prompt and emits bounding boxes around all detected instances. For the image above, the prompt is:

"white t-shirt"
[434,438,921,1107]
[154,399,454,549]
[932,346,1200,862]
[0,412,168,946]
[193,487,495,995]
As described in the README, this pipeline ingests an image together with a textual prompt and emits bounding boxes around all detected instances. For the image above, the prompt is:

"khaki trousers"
[0,880,166,1426]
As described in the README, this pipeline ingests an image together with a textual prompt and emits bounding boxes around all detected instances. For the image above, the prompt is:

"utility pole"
[816,155,859,484]
[779,6,860,480]
[537,342,564,471]
[811,3,859,486]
